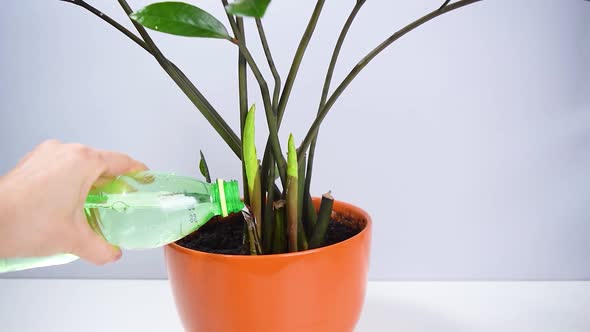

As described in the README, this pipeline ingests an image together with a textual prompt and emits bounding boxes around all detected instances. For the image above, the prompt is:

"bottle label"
[159,194,197,210]
[187,206,198,224]
[159,194,199,224]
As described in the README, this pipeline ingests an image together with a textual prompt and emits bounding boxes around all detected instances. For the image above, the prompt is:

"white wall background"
[0,0,588,280]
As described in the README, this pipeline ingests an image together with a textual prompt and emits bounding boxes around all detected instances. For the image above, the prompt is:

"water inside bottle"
[85,191,214,249]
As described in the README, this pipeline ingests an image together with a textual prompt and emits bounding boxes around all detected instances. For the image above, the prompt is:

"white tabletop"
[0,279,589,331]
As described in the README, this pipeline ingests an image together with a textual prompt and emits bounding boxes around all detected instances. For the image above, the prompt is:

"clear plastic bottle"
[0,171,244,273]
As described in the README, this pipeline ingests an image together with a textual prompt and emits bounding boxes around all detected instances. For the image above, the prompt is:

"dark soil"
[176,211,364,255]
[176,213,246,255]
[323,220,360,246]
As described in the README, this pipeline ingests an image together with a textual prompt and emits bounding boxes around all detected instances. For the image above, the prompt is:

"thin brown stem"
[58,0,149,53]
[118,0,242,157]
[276,0,326,124]
[309,192,334,249]
[221,0,239,35]
[63,0,242,155]
[298,0,483,161]
[255,18,281,110]
[262,158,275,253]
[439,0,452,10]
[304,0,366,205]
[236,42,288,187]
[260,0,326,195]
[220,2,288,186]
[237,18,250,204]
[272,201,286,254]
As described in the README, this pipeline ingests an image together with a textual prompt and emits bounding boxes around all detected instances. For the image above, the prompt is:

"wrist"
[0,173,24,257]
[0,175,14,219]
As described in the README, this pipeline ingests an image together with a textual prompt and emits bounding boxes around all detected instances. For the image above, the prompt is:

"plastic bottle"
[0,171,244,273]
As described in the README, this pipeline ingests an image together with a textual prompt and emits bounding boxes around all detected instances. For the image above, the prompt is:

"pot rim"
[167,198,372,259]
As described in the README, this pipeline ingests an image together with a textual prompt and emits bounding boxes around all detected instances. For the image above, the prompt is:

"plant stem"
[272,200,286,254]
[297,219,308,251]
[260,0,326,196]
[304,194,317,234]
[235,41,288,187]
[286,175,298,252]
[255,19,282,198]
[247,222,257,255]
[298,0,483,161]
[262,158,275,253]
[439,0,452,10]
[309,192,334,249]
[220,3,288,187]
[251,171,263,238]
[237,17,250,204]
[255,19,281,110]
[237,19,248,132]
[172,62,243,157]
[304,0,366,209]
[297,153,308,250]
[221,0,239,37]
[298,153,306,229]
[276,0,326,124]
[58,0,150,53]
[65,0,243,157]
[286,134,299,252]
[120,0,242,157]
[243,210,261,255]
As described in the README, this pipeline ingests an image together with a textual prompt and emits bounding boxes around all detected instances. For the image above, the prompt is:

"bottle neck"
[212,179,244,217]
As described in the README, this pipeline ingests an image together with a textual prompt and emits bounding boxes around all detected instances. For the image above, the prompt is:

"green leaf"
[226,0,271,18]
[243,105,258,195]
[199,150,211,183]
[287,134,298,178]
[130,2,231,39]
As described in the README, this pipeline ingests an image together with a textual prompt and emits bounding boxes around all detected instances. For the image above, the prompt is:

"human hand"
[0,140,147,265]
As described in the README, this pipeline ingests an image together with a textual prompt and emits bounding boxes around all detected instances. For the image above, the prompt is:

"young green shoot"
[286,134,298,252]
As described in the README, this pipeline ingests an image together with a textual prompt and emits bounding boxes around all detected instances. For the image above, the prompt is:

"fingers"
[91,176,117,188]
[58,143,148,188]
[68,212,122,265]
[16,151,33,168]
[95,149,148,177]
[16,139,61,168]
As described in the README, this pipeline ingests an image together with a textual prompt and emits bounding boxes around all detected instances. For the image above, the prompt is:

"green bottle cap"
[213,179,244,217]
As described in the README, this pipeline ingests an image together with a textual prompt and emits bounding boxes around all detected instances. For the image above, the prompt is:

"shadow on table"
[356,296,468,332]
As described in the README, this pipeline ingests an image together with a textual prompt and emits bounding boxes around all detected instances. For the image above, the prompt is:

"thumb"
[69,213,122,265]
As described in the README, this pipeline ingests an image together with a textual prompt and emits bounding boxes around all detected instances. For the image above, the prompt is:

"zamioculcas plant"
[57,0,482,255]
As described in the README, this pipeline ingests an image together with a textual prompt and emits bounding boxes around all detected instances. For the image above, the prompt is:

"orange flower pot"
[165,198,372,332]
